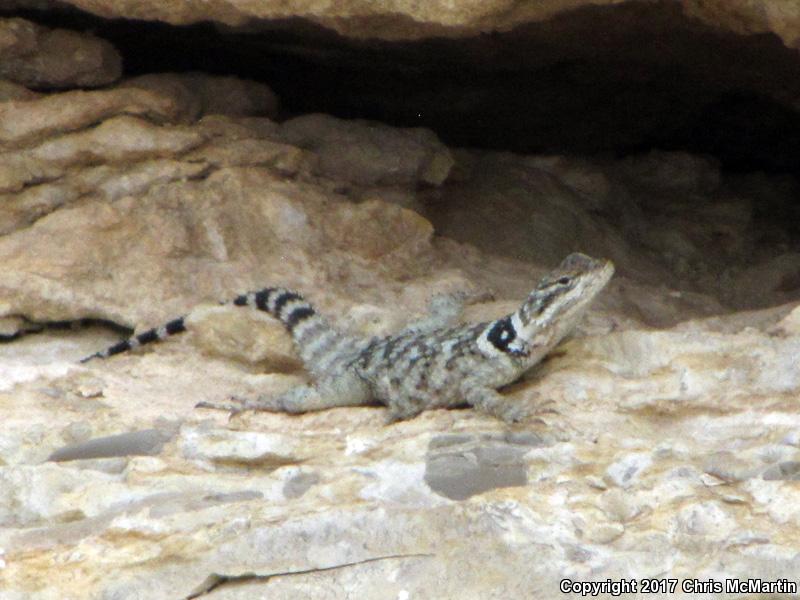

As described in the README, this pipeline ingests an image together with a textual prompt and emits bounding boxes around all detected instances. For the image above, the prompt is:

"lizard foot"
[195,396,253,420]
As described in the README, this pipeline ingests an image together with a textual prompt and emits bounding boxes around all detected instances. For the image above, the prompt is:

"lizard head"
[478,253,613,360]
[479,253,613,359]
[515,252,614,346]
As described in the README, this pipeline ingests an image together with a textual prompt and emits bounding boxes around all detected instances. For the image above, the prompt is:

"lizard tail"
[80,287,340,364]
[231,287,345,370]
[80,316,188,362]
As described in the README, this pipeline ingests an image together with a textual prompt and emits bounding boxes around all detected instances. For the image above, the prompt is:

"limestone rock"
[187,304,302,370]
[0,86,193,147]
[48,0,800,49]
[0,17,121,88]
[774,304,800,336]
[0,78,40,102]
[124,72,280,121]
[731,252,800,309]
[685,0,800,48]
[0,77,443,328]
[279,113,454,186]
[30,114,204,165]
[424,431,546,500]
[180,425,310,467]
[47,427,176,462]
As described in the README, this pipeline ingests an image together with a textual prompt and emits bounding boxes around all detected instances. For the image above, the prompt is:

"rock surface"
[1,14,800,600]
[0,16,121,88]
[36,0,800,50]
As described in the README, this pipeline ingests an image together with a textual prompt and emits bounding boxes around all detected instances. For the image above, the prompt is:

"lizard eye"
[557,277,571,285]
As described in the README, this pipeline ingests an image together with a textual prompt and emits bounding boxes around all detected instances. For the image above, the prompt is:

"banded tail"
[80,316,187,363]
[79,287,339,365]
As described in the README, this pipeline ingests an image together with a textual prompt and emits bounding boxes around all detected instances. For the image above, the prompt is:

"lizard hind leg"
[197,372,372,416]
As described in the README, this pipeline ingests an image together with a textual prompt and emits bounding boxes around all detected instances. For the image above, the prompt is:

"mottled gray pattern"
[354,322,518,420]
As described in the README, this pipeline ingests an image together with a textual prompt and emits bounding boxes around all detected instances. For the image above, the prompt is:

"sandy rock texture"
[29,0,800,49]
[0,16,121,88]
[1,15,800,600]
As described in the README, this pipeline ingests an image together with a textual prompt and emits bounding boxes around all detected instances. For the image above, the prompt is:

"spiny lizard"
[81,253,614,422]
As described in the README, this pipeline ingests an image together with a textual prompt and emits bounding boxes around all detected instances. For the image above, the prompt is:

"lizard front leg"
[401,292,467,334]
[461,385,528,423]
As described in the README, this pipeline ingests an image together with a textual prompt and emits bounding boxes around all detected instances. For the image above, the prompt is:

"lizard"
[80,252,614,423]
